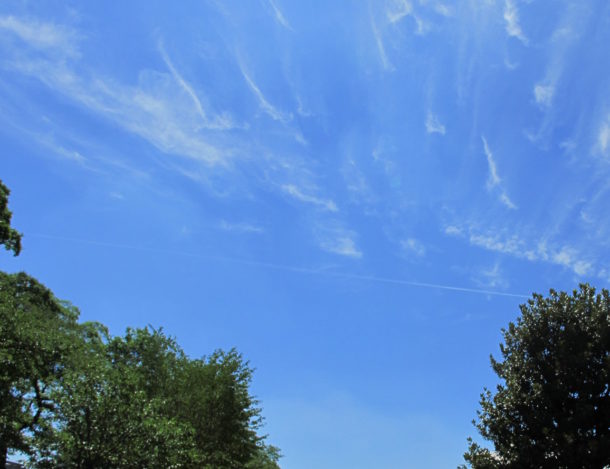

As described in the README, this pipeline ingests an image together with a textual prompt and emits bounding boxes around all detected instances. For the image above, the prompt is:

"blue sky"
[1,0,609,467]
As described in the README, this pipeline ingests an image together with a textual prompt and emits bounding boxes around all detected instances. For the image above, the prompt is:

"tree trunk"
[0,440,7,469]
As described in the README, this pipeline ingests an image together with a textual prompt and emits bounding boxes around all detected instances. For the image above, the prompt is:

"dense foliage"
[0,179,279,468]
[462,285,610,468]
[0,272,82,466]
[0,180,21,256]
[0,279,280,469]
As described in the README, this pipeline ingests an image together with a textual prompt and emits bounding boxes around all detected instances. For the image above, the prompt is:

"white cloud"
[433,4,452,17]
[481,136,517,209]
[468,232,522,256]
[425,112,446,135]
[318,231,363,258]
[1,14,324,222]
[444,225,462,236]
[401,238,426,257]
[386,0,427,34]
[445,226,594,277]
[534,83,554,107]
[473,263,508,289]
[0,15,79,57]
[56,147,86,163]
[324,236,362,258]
[241,69,292,123]
[267,0,293,30]
[159,42,208,124]
[551,247,592,276]
[282,184,338,212]
[218,220,264,234]
[2,25,233,167]
[371,19,393,71]
[482,136,500,188]
[341,157,377,208]
[159,43,238,132]
[503,0,528,45]
[387,0,413,23]
[0,16,308,176]
[597,118,610,154]
[412,16,428,35]
[499,193,517,210]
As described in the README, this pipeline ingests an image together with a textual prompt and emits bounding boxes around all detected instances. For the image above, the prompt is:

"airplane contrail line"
[27,233,531,299]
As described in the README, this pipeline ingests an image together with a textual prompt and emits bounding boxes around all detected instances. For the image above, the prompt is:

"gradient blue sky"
[1,1,609,467]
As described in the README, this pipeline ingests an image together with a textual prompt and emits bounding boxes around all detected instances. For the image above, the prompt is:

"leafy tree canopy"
[0,180,22,256]
[462,284,610,469]
[32,325,280,469]
[0,272,82,466]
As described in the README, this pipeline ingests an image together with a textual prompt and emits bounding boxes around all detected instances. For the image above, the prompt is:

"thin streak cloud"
[268,0,293,30]
[282,184,338,212]
[241,69,292,123]
[445,226,594,277]
[387,0,413,24]
[0,15,79,57]
[371,19,393,71]
[482,136,501,189]
[426,112,446,135]
[503,0,528,45]
[159,41,208,124]
[481,136,517,209]
[319,234,362,259]
[28,233,529,298]
[599,119,610,154]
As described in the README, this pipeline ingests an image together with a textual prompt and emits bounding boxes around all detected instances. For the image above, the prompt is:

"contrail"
[27,233,530,299]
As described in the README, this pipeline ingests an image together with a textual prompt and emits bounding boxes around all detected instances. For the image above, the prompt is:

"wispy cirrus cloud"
[425,112,445,135]
[472,262,509,290]
[386,0,426,34]
[401,238,426,257]
[386,0,413,24]
[433,3,452,17]
[0,19,234,167]
[371,18,393,71]
[444,224,594,277]
[281,184,338,212]
[241,68,292,123]
[526,5,593,144]
[159,41,235,131]
[218,220,265,234]
[267,0,293,30]
[0,15,362,259]
[533,83,554,108]
[481,137,517,210]
[159,41,207,123]
[503,0,528,45]
[316,226,363,258]
[0,15,79,57]
[596,116,610,155]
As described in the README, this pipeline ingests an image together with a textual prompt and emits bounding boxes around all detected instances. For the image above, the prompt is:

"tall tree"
[0,180,22,256]
[36,328,280,469]
[0,272,82,468]
[462,284,610,468]
[175,349,278,468]
[35,326,199,469]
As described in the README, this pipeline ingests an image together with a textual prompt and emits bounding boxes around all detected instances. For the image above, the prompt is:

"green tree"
[462,284,610,468]
[37,328,280,469]
[0,180,22,256]
[35,327,199,468]
[175,349,278,468]
[0,272,82,468]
